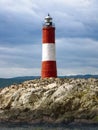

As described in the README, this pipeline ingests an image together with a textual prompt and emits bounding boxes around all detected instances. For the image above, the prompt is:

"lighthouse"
[41,14,57,78]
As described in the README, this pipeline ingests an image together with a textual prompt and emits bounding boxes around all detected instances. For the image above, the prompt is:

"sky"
[0,0,98,78]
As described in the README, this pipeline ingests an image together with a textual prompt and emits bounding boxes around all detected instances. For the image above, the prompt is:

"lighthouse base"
[41,61,57,78]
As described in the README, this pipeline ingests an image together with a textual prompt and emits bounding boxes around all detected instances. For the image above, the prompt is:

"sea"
[0,123,98,130]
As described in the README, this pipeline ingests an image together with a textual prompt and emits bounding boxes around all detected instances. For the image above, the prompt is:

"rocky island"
[0,78,98,125]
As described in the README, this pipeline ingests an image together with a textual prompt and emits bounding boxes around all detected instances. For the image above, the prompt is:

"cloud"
[58,67,98,76]
[0,0,42,45]
[0,0,98,44]
[0,44,41,68]
[0,67,40,78]
[0,0,98,77]
[56,38,98,69]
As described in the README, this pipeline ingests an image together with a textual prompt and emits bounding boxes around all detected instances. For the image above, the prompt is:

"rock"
[0,78,98,124]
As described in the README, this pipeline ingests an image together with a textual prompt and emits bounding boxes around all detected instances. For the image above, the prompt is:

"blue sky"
[0,0,98,78]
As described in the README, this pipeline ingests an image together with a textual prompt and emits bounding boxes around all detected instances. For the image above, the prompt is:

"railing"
[43,23,55,27]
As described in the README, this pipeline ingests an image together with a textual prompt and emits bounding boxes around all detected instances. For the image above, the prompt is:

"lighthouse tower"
[41,14,57,78]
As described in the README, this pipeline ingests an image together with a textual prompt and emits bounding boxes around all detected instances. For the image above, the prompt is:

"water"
[0,123,98,130]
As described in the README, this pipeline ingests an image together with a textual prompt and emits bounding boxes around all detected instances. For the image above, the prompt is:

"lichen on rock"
[0,78,98,124]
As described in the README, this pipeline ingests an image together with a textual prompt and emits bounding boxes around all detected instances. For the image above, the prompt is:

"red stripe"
[42,27,55,43]
[41,61,57,78]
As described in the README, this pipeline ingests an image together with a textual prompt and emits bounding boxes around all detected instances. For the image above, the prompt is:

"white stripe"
[42,43,56,61]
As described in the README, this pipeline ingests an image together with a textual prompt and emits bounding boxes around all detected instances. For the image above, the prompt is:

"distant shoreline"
[1,74,98,88]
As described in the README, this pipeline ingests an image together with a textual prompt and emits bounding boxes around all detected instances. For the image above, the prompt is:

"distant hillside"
[0,75,98,88]
[64,74,98,79]
[0,76,40,88]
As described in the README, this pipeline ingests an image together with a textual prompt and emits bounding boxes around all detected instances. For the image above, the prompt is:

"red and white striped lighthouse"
[41,14,57,78]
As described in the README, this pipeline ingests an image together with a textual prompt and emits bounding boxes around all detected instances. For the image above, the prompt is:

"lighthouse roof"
[43,14,54,27]
[45,14,52,20]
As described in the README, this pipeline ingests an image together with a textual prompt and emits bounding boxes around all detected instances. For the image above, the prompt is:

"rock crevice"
[0,78,98,124]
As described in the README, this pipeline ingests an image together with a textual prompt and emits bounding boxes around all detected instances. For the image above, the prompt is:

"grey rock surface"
[0,78,98,124]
